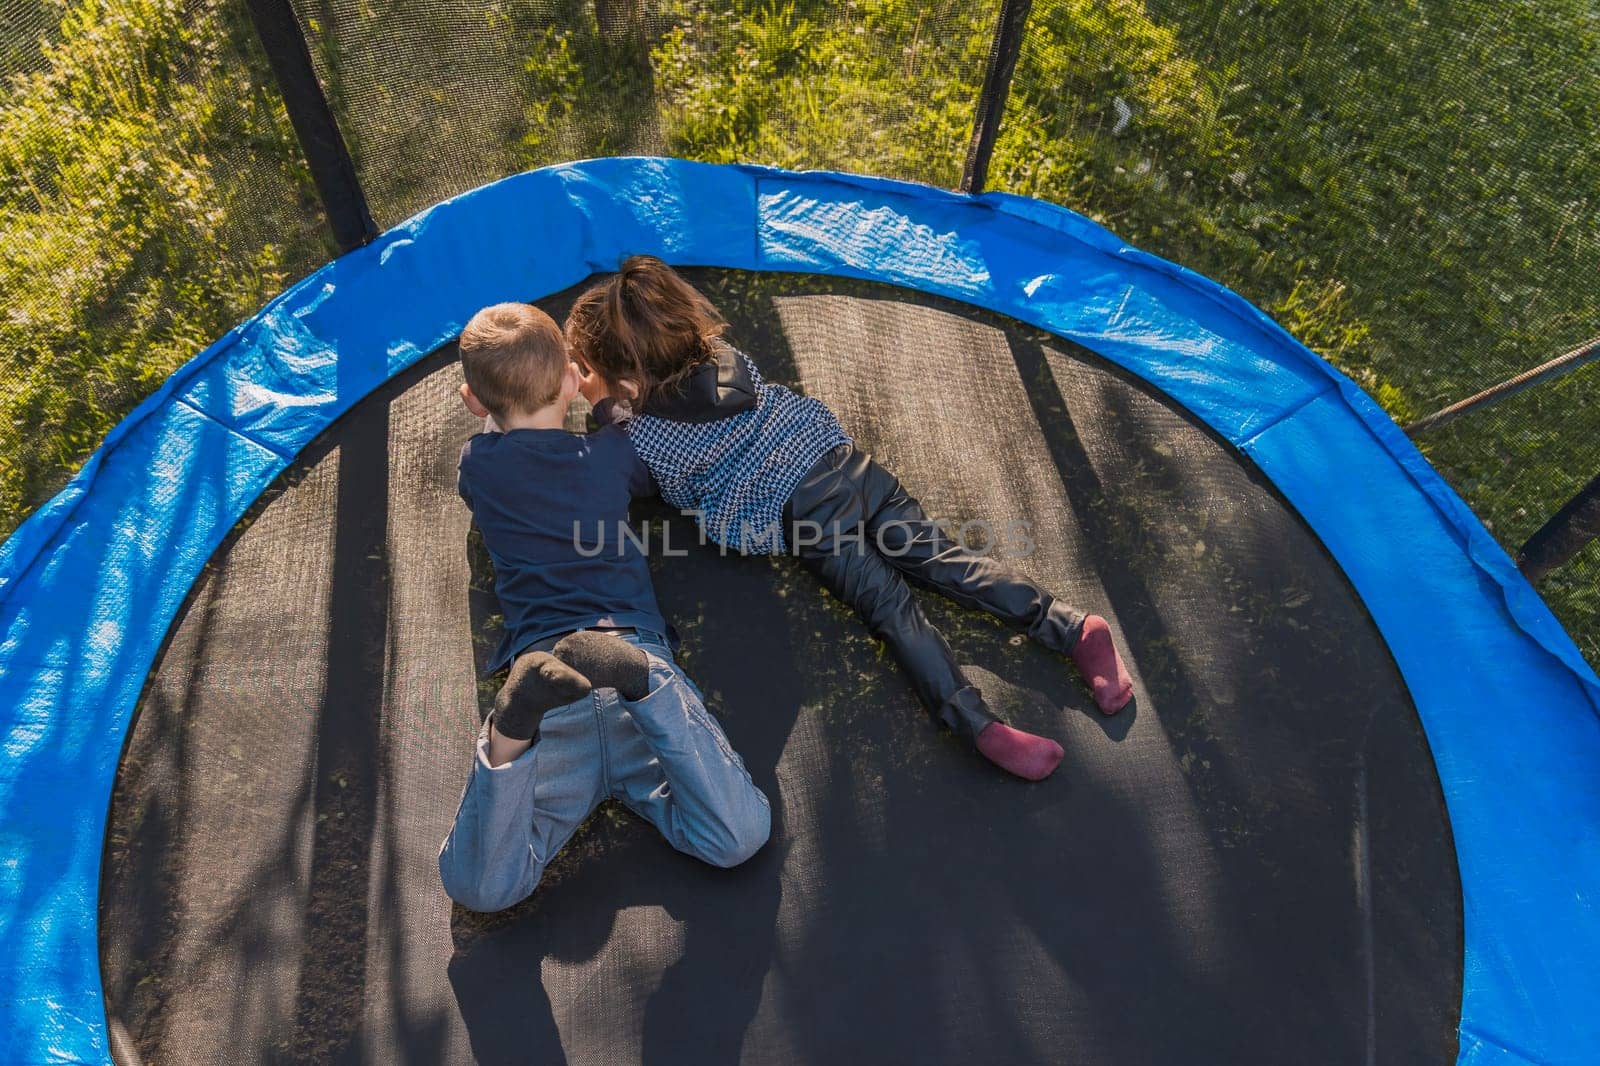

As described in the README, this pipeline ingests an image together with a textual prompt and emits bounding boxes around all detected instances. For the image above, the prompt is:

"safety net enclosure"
[97,267,1465,1065]
[6,0,1599,649]
[0,159,1595,1066]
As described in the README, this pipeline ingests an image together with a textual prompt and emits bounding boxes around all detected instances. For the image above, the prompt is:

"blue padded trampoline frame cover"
[1,159,1597,1066]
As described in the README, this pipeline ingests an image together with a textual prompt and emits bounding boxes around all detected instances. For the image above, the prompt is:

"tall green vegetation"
[651,0,991,185]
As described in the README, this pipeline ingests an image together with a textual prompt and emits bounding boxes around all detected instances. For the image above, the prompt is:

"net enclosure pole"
[960,0,1033,194]
[1404,334,1600,437]
[244,0,377,252]
[1519,472,1600,583]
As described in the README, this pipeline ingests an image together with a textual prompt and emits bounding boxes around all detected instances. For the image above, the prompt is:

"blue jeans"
[438,630,771,912]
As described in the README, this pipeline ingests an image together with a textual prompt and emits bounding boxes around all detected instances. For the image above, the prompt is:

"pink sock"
[1072,615,1133,714]
[975,722,1064,781]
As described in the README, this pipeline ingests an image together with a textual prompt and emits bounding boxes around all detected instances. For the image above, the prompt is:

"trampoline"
[2,159,1598,1066]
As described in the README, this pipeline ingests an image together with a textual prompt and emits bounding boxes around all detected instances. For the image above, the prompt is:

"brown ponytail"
[565,255,727,408]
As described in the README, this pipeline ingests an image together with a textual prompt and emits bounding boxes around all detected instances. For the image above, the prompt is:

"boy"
[438,302,770,913]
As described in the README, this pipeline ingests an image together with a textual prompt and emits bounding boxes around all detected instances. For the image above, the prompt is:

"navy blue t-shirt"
[458,425,666,674]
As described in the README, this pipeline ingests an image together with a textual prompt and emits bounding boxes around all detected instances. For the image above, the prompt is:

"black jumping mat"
[101,271,1462,1065]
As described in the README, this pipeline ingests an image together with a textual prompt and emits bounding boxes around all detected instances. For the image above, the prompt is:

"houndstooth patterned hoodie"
[596,344,850,554]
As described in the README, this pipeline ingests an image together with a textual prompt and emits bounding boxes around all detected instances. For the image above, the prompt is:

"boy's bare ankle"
[486,723,532,768]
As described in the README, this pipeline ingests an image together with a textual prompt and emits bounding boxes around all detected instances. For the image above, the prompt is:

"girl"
[566,257,1133,781]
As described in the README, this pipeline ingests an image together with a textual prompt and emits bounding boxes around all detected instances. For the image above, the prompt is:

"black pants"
[784,444,1085,741]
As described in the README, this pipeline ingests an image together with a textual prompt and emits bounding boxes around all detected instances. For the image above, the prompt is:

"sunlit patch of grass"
[0,0,328,531]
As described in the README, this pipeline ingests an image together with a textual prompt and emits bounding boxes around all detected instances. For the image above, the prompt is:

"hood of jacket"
[641,344,758,423]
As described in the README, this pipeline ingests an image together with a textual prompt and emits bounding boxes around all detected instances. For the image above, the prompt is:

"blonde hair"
[459,303,568,418]
[564,256,727,408]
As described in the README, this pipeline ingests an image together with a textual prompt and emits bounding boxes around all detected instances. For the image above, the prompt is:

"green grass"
[0,0,1594,661]
[0,0,329,528]
[984,0,1600,663]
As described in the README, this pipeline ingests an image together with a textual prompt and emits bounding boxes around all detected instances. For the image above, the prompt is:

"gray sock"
[551,631,651,701]
[492,652,592,741]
